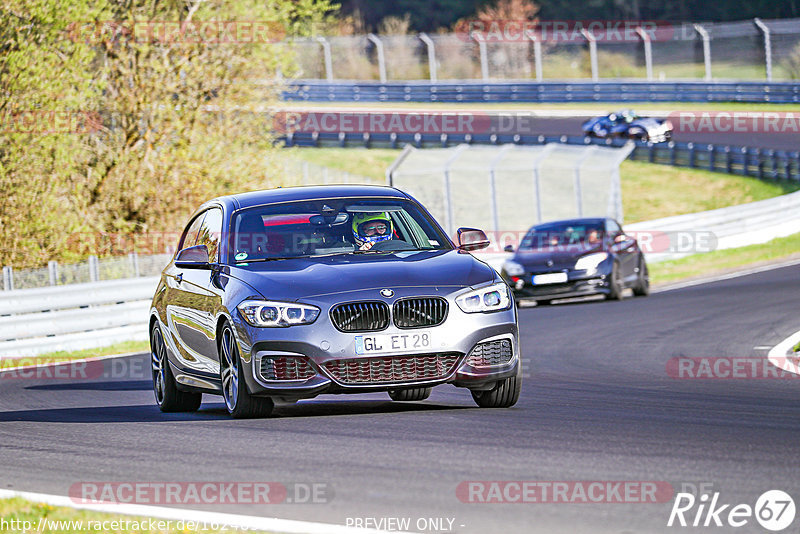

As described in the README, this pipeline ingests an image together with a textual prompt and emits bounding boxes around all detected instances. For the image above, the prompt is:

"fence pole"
[129,252,140,278]
[88,255,99,282]
[443,144,469,237]
[573,146,598,217]
[385,143,415,186]
[693,24,712,81]
[48,261,58,286]
[2,266,12,291]
[419,33,437,83]
[367,34,387,83]
[489,145,513,235]
[580,29,599,81]
[525,30,543,82]
[635,27,653,81]
[753,18,772,81]
[471,32,490,81]
[316,37,333,82]
[531,144,557,223]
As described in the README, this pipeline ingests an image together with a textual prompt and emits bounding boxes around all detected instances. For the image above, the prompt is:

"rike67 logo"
[668,490,796,531]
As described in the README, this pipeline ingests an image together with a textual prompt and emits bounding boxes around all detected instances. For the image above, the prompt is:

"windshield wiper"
[234,256,307,263]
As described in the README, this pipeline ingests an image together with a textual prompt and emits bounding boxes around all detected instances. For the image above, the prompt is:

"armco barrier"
[283,81,800,104]
[284,131,800,182]
[0,277,158,358]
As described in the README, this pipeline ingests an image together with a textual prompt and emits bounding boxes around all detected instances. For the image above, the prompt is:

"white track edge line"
[768,329,800,376]
[0,489,411,534]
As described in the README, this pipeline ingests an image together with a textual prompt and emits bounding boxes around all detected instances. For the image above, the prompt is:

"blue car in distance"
[582,110,673,143]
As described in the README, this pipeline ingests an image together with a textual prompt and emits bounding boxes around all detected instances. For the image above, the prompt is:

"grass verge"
[0,340,150,369]
[650,232,800,285]
[0,497,264,533]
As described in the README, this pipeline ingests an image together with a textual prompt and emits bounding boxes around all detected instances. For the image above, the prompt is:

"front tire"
[633,258,650,297]
[219,322,274,419]
[388,387,432,401]
[471,364,522,408]
[151,323,202,413]
[605,262,624,301]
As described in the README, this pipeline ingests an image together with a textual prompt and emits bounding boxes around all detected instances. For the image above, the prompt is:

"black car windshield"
[519,222,604,250]
[230,197,451,262]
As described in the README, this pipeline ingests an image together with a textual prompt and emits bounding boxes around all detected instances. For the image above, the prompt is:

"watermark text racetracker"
[69,481,331,505]
[457,481,674,503]
[1,517,254,532]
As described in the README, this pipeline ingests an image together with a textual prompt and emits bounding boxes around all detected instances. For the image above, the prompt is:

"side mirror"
[456,227,490,252]
[175,244,210,268]
[503,244,515,253]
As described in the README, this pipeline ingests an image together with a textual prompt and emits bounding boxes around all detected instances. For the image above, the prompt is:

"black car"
[500,218,649,305]
[582,109,673,143]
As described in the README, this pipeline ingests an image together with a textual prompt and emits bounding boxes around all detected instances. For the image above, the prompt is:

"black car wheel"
[151,323,202,413]
[388,387,432,401]
[219,322,274,419]
[633,258,650,297]
[471,364,522,408]
[605,262,624,301]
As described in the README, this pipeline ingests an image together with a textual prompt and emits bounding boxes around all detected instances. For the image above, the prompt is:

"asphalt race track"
[1,264,799,533]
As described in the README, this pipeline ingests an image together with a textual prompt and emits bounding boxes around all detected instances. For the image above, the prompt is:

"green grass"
[620,160,800,223]
[0,340,150,369]
[794,341,800,353]
[0,497,268,534]
[281,101,800,112]
[288,148,400,181]
[650,232,800,285]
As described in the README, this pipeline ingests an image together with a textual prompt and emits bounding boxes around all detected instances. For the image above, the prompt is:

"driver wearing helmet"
[352,212,393,250]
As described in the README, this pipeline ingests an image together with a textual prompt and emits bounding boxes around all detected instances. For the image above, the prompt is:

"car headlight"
[502,260,525,277]
[574,252,609,272]
[456,282,512,313]
[237,300,320,327]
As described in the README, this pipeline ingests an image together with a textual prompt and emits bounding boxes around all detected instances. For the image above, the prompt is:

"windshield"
[519,222,604,250]
[230,197,451,262]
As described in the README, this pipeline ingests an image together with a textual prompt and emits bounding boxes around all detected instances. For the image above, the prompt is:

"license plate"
[532,272,568,285]
[355,332,432,355]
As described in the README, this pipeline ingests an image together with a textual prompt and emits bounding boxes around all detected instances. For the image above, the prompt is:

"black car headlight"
[456,282,512,313]
[237,300,320,327]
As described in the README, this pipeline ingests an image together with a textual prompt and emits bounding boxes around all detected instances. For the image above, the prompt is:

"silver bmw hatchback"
[149,185,521,418]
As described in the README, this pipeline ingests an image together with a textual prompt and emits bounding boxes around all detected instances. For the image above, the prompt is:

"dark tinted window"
[520,222,605,250]
[179,213,206,251]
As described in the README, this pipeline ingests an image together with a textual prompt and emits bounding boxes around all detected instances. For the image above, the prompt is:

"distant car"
[582,110,672,143]
[500,218,649,305]
[149,185,522,418]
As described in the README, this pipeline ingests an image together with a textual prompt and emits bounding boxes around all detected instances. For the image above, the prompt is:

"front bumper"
[507,269,612,301]
[231,287,520,399]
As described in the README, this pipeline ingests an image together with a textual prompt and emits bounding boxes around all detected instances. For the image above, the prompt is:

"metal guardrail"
[0,278,158,358]
[284,132,800,182]
[283,80,800,104]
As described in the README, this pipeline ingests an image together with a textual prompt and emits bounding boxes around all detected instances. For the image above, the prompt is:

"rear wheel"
[471,365,522,408]
[388,387,432,401]
[219,322,274,419]
[151,323,201,413]
[605,262,624,301]
[633,258,650,297]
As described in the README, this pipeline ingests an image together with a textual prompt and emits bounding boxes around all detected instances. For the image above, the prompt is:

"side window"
[606,220,622,238]
[196,208,223,263]
[179,213,206,251]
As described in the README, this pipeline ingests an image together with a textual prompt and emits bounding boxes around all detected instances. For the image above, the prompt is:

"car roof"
[532,217,607,230]
[208,185,410,211]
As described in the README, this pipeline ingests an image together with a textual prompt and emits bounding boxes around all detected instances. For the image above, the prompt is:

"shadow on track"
[24,380,152,392]
[0,399,472,423]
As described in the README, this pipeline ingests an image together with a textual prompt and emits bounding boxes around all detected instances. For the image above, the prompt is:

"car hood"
[513,245,604,271]
[227,249,495,300]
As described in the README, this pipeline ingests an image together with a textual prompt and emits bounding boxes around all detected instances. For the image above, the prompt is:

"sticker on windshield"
[235,252,248,261]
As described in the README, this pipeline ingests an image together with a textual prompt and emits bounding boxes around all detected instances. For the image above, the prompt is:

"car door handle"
[175,273,183,284]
